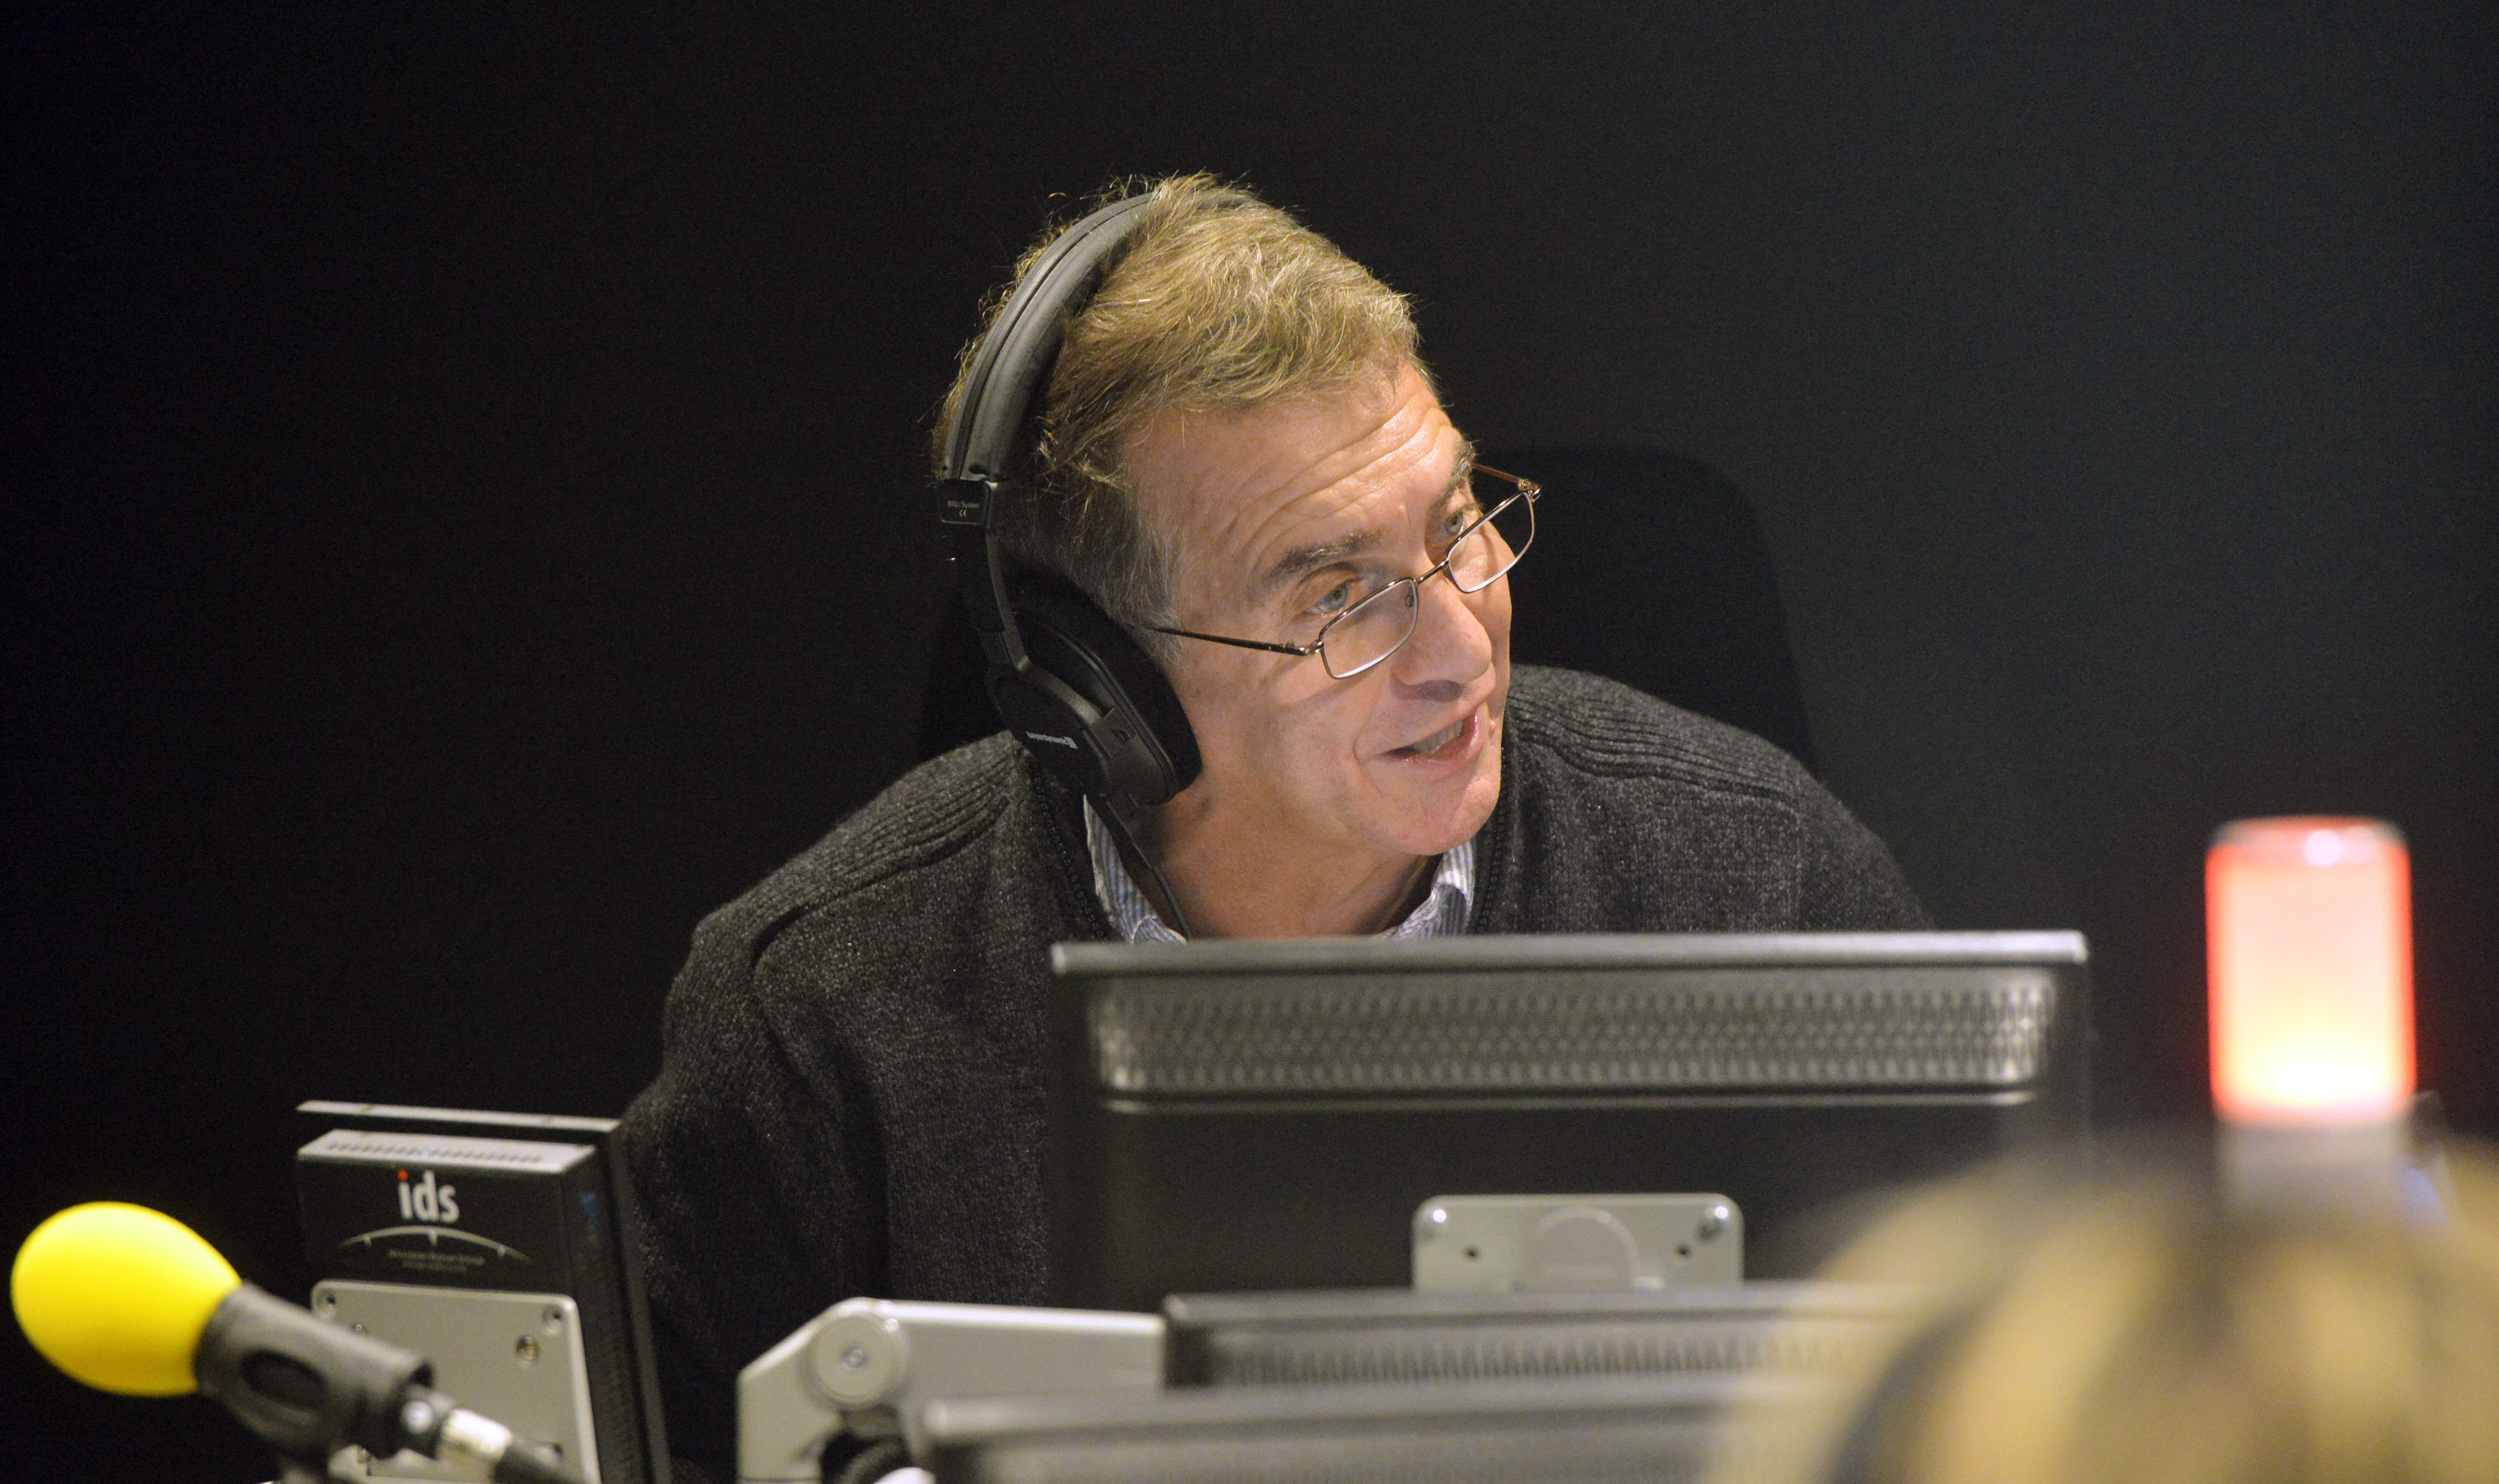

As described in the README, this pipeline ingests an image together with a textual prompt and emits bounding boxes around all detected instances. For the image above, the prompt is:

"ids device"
[295,1103,670,1484]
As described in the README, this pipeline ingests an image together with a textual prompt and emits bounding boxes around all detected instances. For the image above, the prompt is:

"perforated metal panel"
[923,1377,1776,1484]
[1090,967,2058,1095]
[1161,1285,1908,1392]
[300,1128,595,1174]
[933,1419,1715,1484]
[1189,1313,1883,1388]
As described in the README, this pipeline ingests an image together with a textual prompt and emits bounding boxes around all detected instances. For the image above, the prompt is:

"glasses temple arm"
[1147,627,1319,658]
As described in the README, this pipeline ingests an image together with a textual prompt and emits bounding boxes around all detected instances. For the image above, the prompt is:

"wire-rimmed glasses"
[1149,465,1539,680]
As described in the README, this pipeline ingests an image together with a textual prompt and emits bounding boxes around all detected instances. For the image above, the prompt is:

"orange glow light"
[2208,817,2413,1127]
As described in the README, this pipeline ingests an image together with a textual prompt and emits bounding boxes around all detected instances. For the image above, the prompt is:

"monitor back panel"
[1046,933,2089,1311]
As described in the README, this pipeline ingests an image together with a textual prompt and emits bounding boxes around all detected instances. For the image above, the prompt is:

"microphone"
[12,1202,584,1484]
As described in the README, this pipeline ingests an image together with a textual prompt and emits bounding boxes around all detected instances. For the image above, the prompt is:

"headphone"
[934,195,1203,873]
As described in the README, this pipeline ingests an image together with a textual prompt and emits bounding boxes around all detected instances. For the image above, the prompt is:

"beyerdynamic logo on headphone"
[1024,732,1081,749]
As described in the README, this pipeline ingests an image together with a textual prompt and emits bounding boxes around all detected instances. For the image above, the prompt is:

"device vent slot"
[299,1128,593,1172]
[1091,969,2058,1094]
[1197,1317,1880,1387]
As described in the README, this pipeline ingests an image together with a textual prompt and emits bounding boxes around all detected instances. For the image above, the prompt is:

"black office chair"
[912,446,1818,774]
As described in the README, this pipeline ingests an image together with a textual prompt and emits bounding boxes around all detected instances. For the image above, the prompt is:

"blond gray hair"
[1710,1146,2499,1484]
[935,175,1419,650]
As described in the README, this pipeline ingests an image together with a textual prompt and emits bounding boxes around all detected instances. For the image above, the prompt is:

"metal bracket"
[312,1282,598,1483]
[1413,1195,1743,1292]
[737,1298,1163,1482]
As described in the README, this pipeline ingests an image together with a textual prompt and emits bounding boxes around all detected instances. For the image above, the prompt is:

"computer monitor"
[295,1102,671,1484]
[1045,932,2089,1312]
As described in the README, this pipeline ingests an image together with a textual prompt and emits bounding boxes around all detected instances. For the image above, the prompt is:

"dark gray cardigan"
[616,666,1926,1476]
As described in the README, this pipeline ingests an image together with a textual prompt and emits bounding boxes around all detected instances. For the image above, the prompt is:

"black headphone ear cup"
[1005,572,1203,797]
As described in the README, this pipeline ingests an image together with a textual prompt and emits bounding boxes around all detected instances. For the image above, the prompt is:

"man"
[618,176,1925,1478]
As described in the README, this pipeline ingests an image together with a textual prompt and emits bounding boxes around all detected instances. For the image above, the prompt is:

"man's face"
[1127,363,1510,861]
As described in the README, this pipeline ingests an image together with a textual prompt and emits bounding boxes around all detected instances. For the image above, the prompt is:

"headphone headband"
[940,194,1155,485]
[931,192,1202,877]
[936,195,1155,670]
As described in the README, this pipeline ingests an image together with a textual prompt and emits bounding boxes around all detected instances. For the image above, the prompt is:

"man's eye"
[1309,578,1358,618]
[1439,504,1484,545]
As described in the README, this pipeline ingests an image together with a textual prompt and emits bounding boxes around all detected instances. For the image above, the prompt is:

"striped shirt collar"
[1082,799,1476,944]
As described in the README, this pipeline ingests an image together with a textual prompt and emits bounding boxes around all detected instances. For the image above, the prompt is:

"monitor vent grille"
[1090,969,2056,1094]
[1199,1319,1876,1387]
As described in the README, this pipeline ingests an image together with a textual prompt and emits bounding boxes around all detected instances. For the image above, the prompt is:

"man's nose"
[1387,570,1494,696]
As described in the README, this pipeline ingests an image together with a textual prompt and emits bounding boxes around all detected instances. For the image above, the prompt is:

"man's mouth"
[1390,710,1476,761]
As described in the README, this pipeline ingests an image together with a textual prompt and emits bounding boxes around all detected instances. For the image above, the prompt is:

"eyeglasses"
[1149,465,1539,680]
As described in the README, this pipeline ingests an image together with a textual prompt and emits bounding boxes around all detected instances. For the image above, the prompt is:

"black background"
[7,3,2492,1474]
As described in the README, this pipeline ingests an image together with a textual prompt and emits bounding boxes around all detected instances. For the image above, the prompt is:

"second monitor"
[1045,931,2090,1312]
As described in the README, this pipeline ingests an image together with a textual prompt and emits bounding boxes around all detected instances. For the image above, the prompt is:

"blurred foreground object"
[1711,1143,2499,1484]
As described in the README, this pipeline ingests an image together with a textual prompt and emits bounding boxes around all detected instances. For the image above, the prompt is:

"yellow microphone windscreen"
[12,1202,242,1397]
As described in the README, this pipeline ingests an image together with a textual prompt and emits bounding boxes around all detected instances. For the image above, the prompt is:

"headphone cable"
[1098,801,1194,940]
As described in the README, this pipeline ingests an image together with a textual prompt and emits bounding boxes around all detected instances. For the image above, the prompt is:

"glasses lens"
[1447,476,1535,593]
[1319,580,1419,678]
